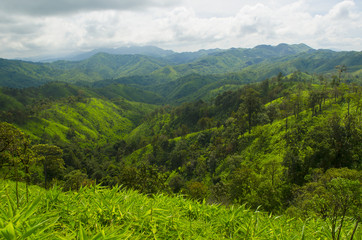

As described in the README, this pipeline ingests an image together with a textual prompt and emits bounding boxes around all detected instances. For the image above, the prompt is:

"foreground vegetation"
[0,44,361,239]
[1,180,360,239]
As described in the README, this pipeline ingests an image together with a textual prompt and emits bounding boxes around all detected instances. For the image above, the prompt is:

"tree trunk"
[15,161,19,208]
[44,159,47,189]
[350,219,359,240]
[347,100,350,116]
[248,112,252,134]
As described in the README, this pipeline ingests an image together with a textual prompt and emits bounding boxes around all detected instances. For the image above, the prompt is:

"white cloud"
[0,0,179,16]
[0,0,361,59]
[327,0,356,20]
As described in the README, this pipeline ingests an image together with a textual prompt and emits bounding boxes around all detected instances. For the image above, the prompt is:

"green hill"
[0,58,56,88]
[93,83,165,104]
[0,71,361,239]
[0,82,157,147]
[19,98,135,145]
[51,53,168,81]
[1,44,361,89]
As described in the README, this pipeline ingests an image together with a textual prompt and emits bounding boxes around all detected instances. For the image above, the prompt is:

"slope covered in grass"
[18,97,154,146]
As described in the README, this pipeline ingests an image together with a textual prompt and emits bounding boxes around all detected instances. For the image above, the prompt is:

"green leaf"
[300,224,305,240]
[14,196,41,226]
[6,195,15,219]
[0,222,16,240]
[90,231,105,240]
[79,222,88,240]
[20,217,58,239]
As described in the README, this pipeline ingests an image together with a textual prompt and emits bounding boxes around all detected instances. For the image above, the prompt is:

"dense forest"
[0,44,361,239]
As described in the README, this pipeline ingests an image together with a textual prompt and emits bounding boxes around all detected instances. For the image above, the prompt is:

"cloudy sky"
[0,0,361,59]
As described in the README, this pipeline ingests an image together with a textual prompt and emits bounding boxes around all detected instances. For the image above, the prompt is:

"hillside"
[1,44,361,89]
[0,82,158,148]
[1,72,360,202]
[51,53,168,81]
[0,44,361,240]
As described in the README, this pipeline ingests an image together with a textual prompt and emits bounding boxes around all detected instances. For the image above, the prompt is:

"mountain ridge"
[1,43,361,89]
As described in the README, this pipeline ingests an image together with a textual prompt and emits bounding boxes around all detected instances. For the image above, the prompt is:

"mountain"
[164,48,223,64]
[0,53,168,87]
[51,52,168,81]
[1,44,361,89]
[65,45,175,61]
[165,43,313,76]
[0,58,58,88]
[254,43,313,56]
[23,45,176,62]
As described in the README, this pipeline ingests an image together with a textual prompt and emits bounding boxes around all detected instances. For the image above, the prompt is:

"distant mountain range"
[21,43,312,63]
[23,45,222,63]
[0,43,361,89]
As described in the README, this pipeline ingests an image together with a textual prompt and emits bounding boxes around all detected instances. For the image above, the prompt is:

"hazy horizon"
[5,43,341,62]
[1,0,361,59]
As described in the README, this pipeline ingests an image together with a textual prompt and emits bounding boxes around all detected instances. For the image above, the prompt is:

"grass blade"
[0,222,16,240]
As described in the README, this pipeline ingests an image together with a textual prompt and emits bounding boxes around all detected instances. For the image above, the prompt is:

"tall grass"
[1,180,360,239]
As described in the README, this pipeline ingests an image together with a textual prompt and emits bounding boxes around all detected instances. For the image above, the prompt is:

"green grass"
[19,98,135,145]
[1,180,360,239]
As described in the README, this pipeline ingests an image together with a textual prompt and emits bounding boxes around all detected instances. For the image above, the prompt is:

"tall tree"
[240,87,262,134]
[281,90,292,131]
[0,122,31,205]
[32,144,64,189]
[335,65,347,85]
[290,168,361,240]
[309,89,323,116]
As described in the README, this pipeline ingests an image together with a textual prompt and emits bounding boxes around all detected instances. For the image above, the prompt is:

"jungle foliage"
[0,44,361,239]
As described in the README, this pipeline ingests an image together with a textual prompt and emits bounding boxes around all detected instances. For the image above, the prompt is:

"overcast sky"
[0,0,361,59]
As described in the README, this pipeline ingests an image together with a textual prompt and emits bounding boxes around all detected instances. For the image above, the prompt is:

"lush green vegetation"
[1,180,360,239]
[0,44,361,239]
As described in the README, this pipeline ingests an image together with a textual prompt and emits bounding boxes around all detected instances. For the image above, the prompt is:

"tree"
[186,181,208,201]
[0,122,31,205]
[289,168,361,240]
[265,103,281,124]
[335,65,347,85]
[168,173,185,193]
[309,89,323,116]
[328,113,360,168]
[0,122,28,168]
[289,84,304,119]
[239,87,262,134]
[327,177,361,240]
[229,167,258,204]
[64,170,90,191]
[137,164,167,195]
[32,144,64,189]
[280,90,292,131]
[19,145,37,203]
[283,147,304,185]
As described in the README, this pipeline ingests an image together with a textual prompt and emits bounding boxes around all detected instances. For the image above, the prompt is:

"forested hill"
[1,43,361,88]
[0,43,361,239]
[1,70,361,206]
